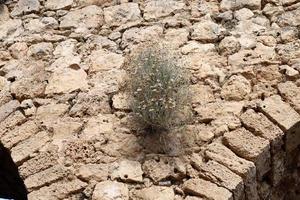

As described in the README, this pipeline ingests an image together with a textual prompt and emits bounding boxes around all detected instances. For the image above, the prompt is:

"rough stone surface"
[92,181,129,200]
[111,159,143,183]
[134,186,175,200]
[1,0,300,199]
[205,142,259,200]
[183,178,233,200]
[221,75,251,101]
[224,128,271,178]
[196,160,244,200]
[103,3,141,28]
[143,0,185,20]
[60,5,103,29]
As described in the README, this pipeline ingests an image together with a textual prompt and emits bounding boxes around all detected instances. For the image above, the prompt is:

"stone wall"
[0,0,300,199]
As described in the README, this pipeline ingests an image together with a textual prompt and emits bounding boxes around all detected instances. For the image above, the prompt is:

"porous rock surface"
[0,0,300,200]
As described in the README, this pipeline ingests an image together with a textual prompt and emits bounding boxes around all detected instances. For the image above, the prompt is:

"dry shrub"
[127,43,190,132]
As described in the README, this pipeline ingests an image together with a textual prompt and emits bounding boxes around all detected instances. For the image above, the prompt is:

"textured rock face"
[92,181,129,200]
[1,0,300,199]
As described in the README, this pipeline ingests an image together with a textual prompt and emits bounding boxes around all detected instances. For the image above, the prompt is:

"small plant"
[128,43,189,132]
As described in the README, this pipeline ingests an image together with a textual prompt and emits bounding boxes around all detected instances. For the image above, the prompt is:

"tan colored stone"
[164,28,189,47]
[223,128,271,178]
[121,25,163,49]
[196,160,244,200]
[191,19,224,43]
[2,121,39,149]
[92,181,129,200]
[260,95,300,134]
[9,42,28,59]
[45,68,88,94]
[45,0,73,10]
[36,103,69,122]
[143,157,186,183]
[134,186,175,200]
[220,0,261,11]
[88,49,124,73]
[219,36,241,56]
[103,3,141,27]
[0,100,20,122]
[111,159,143,183]
[0,111,26,137]
[28,179,87,200]
[0,19,23,41]
[11,0,40,16]
[221,75,251,101]
[190,84,214,106]
[25,165,67,191]
[60,5,103,29]
[205,142,258,200]
[278,81,300,113]
[195,101,244,122]
[144,0,185,20]
[76,163,109,182]
[11,131,50,164]
[183,178,233,200]
[112,92,130,110]
[19,150,59,178]
[181,41,216,55]
[241,109,284,153]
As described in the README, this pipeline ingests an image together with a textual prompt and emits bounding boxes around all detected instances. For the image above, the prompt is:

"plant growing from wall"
[128,43,190,132]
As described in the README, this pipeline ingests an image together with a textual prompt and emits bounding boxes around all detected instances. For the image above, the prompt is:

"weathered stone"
[24,17,58,33]
[164,28,189,47]
[11,131,50,164]
[205,142,259,200]
[221,75,251,101]
[11,0,40,16]
[279,65,299,77]
[25,165,67,191]
[111,159,143,183]
[0,5,9,24]
[183,178,233,200]
[280,27,298,43]
[69,89,111,117]
[219,36,241,56]
[36,103,69,122]
[0,19,23,42]
[88,49,124,73]
[241,109,284,153]
[134,186,175,200]
[234,8,254,21]
[2,121,39,149]
[112,92,130,110]
[76,163,109,182]
[196,160,244,200]
[92,181,129,200]
[28,179,87,200]
[276,7,300,27]
[53,39,77,58]
[27,42,54,58]
[195,101,244,122]
[191,19,224,42]
[121,25,163,49]
[190,84,214,106]
[181,41,216,55]
[45,0,73,10]
[271,151,286,186]
[0,111,26,136]
[223,128,271,178]
[143,157,186,183]
[19,149,58,178]
[260,95,300,131]
[103,3,141,27]
[220,0,261,11]
[143,0,185,20]
[0,100,20,122]
[228,43,277,69]
[9,42,28,59]
[278,81,300,113]
[45,68,88,94]
[60,5,103,29]
[51,117,83,149]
